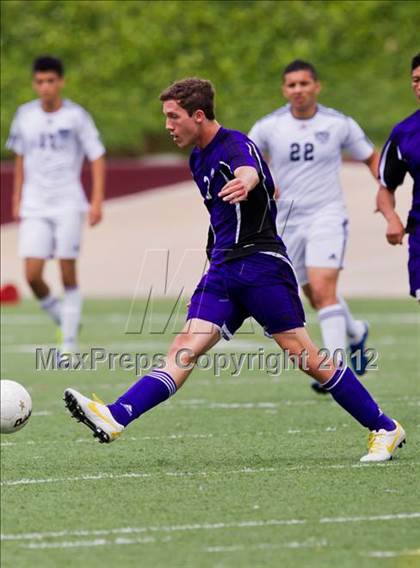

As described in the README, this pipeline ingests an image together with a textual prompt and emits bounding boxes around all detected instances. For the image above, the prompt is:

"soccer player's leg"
[239,254,406,462]
[305,215,369,375]
[304,266,346,360]
[56,211,85,354]
[64,318,221,443]
[272,327,406,462]
[408,230,420,301]
[20,217,61,325]
[64,265,245,443]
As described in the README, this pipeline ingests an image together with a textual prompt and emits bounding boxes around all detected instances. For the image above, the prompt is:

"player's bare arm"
[376,185,405,245]
[218,166,259,203]
[363,150,380,180]
[89,155,106,226]
[11,155,23,221]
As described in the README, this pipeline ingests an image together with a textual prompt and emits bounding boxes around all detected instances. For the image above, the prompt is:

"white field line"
[0,430,269,447]
[0,427,342,447]
[1,314,174,325]
[3,333,418,353]
[0,468,273,487]
[3,342,167,354]
[4,337,418,354]
[32,411,52,417]
[2,513,419,543]
[2,340,274,354]
[1,414,417,447]
[366,548,420,558]
[23,536,326,552]
[2,312,419,325]
[167,399,420,410]
[178,400,308,408]
[2,462,419,488]
[0,432,226,447]
[206,538,328,553]
[22,536,158,550]
[4,340,316,355]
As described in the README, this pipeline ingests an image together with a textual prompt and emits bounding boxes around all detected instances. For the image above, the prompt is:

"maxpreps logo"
[315,131,330,143]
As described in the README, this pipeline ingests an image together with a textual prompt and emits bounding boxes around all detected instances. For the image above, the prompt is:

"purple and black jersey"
[379,110,420,232]
[189,127,286,263]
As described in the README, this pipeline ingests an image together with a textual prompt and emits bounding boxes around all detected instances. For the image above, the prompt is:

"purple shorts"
[187,252,305,339]
[408,229,420,298]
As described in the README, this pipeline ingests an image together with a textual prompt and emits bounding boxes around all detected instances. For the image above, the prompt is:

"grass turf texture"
[1,298,419,568]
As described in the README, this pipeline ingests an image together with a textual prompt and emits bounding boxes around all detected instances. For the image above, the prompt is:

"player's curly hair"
[412,53,420,71]
[159,78,215,120]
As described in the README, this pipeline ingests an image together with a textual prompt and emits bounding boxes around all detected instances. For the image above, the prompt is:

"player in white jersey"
[249,60,380,390]
[6,55,105,356]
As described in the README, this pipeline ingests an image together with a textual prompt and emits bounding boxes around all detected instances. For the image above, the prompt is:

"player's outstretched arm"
[12,155,24,221]
[89,156,106,226]
[218,166,259,204]
[376,185,405,245]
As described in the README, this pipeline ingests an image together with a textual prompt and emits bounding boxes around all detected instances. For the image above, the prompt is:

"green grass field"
[1,298,419,568]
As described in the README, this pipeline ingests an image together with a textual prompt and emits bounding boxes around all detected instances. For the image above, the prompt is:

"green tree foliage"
[1,0,417,157]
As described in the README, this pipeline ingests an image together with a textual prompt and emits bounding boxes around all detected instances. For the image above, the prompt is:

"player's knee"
[62,275,77,288]
[25,271,42,290]
[60,265,77,288]
[310,286,335,310]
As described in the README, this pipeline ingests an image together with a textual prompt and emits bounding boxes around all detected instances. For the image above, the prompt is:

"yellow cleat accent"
[360,420,406,463]
[87,401,121,437]
[92,393,105,404]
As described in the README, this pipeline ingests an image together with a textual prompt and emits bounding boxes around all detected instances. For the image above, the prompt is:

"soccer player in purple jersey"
[64,78,406,462]
[377,54,420,302]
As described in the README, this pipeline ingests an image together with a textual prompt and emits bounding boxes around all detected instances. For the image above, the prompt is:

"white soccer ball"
[0,380,32,434]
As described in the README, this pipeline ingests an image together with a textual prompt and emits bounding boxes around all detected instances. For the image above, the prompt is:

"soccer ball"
[0,380,32,434]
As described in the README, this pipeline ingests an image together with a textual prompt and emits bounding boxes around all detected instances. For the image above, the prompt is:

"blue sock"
[108,370,177,427]
[323,366,395,431]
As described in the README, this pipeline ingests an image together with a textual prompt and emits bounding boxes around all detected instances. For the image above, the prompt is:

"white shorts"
[280,213,349,286]
[19,212,85,259]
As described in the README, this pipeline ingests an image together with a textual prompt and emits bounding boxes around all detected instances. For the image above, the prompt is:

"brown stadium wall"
[0,159,191,225]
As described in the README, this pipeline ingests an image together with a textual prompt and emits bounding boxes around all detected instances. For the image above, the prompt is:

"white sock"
[337,294,365,341]
[318,303,347,363]
[61,287,82,351]
[40,294,61,325]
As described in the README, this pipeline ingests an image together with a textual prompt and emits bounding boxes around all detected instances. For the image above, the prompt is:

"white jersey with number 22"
[249,104,373,227]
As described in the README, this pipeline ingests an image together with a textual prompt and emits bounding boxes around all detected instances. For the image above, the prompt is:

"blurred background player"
[376,53,420,302]
[249,59,379,392]
[64,78,405,463]
[6,55,106,355]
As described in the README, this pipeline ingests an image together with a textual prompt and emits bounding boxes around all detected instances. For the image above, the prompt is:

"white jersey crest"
[6,99,105,217]
[249,104,373,226]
